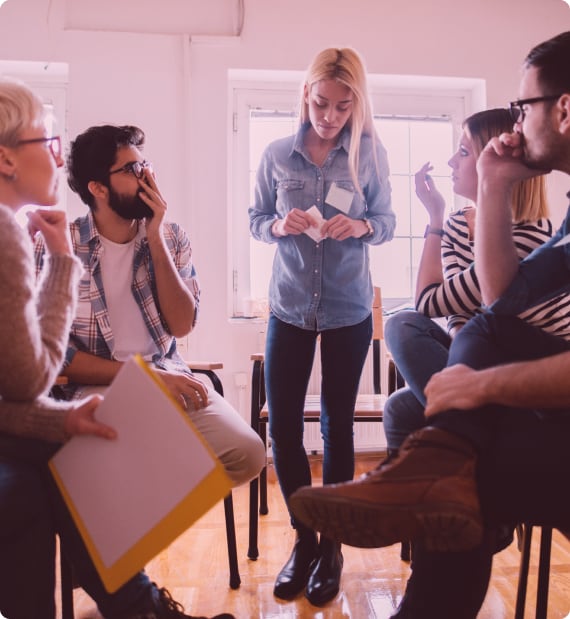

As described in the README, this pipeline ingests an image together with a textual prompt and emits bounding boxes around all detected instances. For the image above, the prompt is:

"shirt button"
[314,293,318,297]
[316,244,319,248]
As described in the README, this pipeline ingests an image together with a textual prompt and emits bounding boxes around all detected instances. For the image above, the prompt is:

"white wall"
[1,0,569,414]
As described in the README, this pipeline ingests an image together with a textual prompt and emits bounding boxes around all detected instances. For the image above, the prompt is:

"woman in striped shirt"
[383,107,570,452]
[382,107,570,619]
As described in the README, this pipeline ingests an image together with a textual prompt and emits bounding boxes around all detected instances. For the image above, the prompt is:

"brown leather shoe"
[289,427,483,552]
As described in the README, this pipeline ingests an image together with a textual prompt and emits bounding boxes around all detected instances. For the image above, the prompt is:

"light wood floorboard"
[60,454,570,619]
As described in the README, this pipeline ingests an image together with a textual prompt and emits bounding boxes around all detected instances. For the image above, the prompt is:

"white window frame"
[228,69,485,319]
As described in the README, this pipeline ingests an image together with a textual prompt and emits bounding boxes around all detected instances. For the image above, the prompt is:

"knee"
[224,431,266,487]
[385,310,427,352]
[383,388,425,441]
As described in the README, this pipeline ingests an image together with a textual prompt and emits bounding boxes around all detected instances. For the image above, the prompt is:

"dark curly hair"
[67,125,145,209]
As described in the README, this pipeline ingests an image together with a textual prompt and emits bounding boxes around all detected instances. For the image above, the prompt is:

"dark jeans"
[435,312,570,528]
[383,311,451,450]
[400,313,570,618]
[0,436,157,619]
[265,313,372,529]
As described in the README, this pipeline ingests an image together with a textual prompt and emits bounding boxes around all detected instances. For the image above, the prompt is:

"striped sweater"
[416,208,570,339]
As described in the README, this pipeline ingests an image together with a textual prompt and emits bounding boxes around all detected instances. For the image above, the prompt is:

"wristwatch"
[424,224,444,238]
[361,219,374,238]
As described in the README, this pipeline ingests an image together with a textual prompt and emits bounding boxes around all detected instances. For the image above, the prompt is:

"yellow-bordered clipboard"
[49,355,231,592]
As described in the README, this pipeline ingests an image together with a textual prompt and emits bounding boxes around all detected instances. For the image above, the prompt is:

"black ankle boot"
[273,530,318,600]
[305,536,343,606]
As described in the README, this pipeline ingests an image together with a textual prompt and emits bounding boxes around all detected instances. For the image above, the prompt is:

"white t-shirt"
[99,232,159,362]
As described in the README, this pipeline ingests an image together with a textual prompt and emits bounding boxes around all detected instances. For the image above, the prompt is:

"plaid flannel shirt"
[34,211,200,399]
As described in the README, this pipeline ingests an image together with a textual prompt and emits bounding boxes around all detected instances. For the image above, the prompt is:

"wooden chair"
[247,286,393,560]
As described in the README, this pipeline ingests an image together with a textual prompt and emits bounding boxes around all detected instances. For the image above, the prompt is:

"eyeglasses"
[16,135,62,159]
[509,94,563,123]
[109,160,151,179]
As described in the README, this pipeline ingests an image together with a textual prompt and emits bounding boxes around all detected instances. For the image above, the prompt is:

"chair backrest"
[371,286,384,395]
[372,286,383,342]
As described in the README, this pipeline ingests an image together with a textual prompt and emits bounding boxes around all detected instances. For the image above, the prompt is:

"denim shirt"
[249,123,395,331]
[490,197,570,316]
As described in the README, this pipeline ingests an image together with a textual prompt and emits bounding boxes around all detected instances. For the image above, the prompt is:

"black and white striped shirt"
[416,208,570,339]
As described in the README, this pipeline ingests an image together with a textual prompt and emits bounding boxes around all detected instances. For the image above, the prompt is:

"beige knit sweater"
[0,204,83,443]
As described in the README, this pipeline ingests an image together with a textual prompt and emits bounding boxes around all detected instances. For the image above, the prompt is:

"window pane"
[410,120,454,174]
[370,237,413,299]
[375,119,409,175]
[390,175,412,237]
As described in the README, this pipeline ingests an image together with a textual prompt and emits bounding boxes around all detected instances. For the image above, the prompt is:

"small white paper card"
[304,205,326,242]
[554,232,570,247]
[325,182,354,215]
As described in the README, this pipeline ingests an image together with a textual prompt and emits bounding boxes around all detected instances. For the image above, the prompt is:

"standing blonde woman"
[0,79,232,619]
[249,47,395,606]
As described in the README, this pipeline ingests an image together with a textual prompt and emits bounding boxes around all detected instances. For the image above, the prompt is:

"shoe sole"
[289,494,483,552]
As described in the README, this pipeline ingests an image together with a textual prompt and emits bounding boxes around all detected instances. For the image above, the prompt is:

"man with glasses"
[288,31,570,617]
[34,124,265,490]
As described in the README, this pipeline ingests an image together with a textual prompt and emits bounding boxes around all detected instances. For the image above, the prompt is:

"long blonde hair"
[299,47,377,196]
[463,108,548,223]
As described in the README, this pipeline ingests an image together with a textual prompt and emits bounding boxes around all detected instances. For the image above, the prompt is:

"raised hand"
[414,162,445,224]
[27,208,72,255]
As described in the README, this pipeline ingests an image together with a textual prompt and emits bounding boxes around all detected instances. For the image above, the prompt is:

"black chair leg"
[515,524,553,619]
[536,527,552,619]
[515,524,532,619]
[248,477,259,560]
[223,493,241,589]
[248,358,266,560]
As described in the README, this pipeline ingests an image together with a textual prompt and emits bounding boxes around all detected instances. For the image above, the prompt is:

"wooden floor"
[63,454,570,619]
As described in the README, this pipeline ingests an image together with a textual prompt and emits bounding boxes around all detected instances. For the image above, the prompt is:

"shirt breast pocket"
[334,180,366,218]
[276,178,305,214]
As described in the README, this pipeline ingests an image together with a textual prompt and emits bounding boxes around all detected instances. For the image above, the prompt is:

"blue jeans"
[383,310,451,450]
[265,313,372,529]
[0,436,160,619]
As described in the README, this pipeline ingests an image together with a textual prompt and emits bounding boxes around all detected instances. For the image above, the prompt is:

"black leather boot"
[305,536,343,606]
[273,529,318,600]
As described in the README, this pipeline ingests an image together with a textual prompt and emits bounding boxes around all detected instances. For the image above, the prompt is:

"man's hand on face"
[476,132,550,187]
[138,168,167,235]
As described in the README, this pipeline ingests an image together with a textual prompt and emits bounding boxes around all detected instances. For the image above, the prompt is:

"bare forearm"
[415,236,444,304]
[425,352,570,417]
[148,234,196,336]
[63,351,122,385]
[475,175,521,305]
[479,353,570,409]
